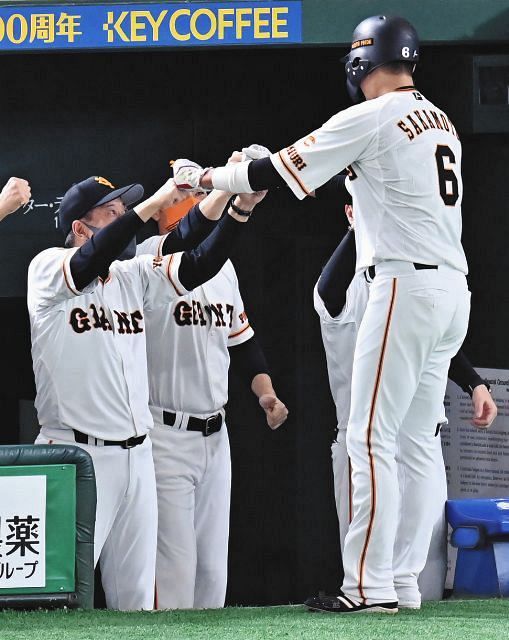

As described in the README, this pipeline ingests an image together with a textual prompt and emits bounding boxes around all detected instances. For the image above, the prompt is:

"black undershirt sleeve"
[70,209,144,291]
[448,349,485,397]
[314,174,348,203]
[161,203,218,254]
[247,157,286,191]
[317,230,357,318]
[228,336,270,387]
[178,214,246,291]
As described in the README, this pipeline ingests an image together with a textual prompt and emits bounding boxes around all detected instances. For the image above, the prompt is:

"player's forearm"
[199,190,232,220]
[70,209,144,290]
[229,337,270,391]
[317,229,357,318]
[448,349,486,397]
[177,209,248,291]
[251,373,276,398]
[201,157,284,193]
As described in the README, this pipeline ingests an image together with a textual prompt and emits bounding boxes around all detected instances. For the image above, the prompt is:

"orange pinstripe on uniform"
[229,323,251,339]
[357,278,398,603]
[167,254,183,296]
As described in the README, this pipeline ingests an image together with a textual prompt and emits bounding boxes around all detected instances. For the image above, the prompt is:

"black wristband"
[230,197,252,217]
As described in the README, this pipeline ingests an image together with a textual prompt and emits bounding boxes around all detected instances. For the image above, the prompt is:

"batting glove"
[172,158,211,192]
[241,144,272,161]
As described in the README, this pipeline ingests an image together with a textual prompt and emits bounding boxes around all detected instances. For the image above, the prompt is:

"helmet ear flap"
[345,76,364,104]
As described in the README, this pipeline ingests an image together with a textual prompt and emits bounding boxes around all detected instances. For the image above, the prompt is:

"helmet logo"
[95,177,115,189]
[351,38,374,49]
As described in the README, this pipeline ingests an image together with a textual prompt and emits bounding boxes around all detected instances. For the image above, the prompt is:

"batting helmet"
[342,15,419,102]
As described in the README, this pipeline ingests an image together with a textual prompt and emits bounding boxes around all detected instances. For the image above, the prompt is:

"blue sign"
[0,2,302,51]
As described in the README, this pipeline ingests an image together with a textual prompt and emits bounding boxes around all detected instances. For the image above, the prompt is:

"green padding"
[0,465,76,595]
[0,445,96,609]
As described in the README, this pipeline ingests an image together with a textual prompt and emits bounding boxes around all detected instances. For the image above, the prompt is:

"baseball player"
[0,177,31,222]
[311,184,496,607]
[137,172,288,609]
[177,15,472,613]
[28,174,252,610]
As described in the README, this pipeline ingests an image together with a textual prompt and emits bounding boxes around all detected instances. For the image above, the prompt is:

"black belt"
[73,429,146,449]
[366,263,438,280]
[162,411,223,437]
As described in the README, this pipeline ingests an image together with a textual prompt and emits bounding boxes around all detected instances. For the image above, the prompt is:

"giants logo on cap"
[95,177,115,189]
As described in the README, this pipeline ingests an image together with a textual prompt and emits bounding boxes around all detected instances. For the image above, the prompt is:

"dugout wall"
[0,1,508,606]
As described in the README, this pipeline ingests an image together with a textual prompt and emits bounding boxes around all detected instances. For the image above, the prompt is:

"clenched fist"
[0,177,31,221]
[259,394,289,430]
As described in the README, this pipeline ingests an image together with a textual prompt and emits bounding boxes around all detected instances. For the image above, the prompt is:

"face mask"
[158,196,201,234]
[84,223,137,262]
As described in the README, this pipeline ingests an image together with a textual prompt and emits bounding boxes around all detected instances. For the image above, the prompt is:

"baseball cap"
[58,176,144,237]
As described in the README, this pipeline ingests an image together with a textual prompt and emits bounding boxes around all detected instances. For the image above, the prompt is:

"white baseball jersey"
[137,235,253,414]
[271,89,468,274]
[313,272,369,431]
[28,246,190,440]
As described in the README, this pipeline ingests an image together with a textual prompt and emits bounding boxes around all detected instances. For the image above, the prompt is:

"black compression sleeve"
[178,214,245,291]
[229,336,270,387]
[448,349,485,397]
[161,203,218,254]
[314,174,348,202]
[247,157,286,191]
[316,230,357,318]
[70,209,144,291]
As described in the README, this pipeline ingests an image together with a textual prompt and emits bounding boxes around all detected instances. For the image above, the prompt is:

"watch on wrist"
[230,196,252,218]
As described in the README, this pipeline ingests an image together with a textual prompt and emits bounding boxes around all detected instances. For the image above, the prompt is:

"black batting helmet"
[342,15,419,102]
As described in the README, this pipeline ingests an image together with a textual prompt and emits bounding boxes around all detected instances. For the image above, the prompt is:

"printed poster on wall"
[442,367,509,588]
[0,475,46,588]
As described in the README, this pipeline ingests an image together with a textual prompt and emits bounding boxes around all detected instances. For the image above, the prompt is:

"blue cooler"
[447,498,509,597]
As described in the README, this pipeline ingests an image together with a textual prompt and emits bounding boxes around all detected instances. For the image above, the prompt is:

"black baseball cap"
[58,176,144,237]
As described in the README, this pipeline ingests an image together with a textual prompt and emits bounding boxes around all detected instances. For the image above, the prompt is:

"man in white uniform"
[181,15,472,613]
[312,187,496,606]
[137,171,288,609]
[28,174,252,610]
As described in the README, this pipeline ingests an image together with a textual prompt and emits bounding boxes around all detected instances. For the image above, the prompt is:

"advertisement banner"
[0,475,46,588]
[0,2,302,51]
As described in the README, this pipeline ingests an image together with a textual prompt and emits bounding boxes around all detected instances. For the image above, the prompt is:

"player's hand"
[227,151,244,164]
[235,191,268,210]
[259,394,288,430]
[150,178,181,208]
[0,177,31,219]
[172,158,209,192]
[241,144,272,161]
[471,385,497,429]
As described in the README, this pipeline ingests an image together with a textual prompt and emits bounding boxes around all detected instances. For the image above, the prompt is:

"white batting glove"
[241,144,272,161]
[172,158,211,192]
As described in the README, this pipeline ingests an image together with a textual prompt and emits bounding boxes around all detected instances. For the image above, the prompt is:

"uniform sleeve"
[136,252,190,310]
[270,102,379,200]
[136,234,167,257]
[227,270,254,347]
[27,247,98,312]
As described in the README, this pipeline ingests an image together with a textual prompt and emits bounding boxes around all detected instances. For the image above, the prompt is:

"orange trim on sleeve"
[278,151,311,197]
[357,277,398,604]
[62,255,79,296]
[157,235,166,258]
[229,323,251,339]
[166,254,183,296]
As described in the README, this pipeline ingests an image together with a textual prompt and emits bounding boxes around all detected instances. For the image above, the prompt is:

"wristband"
[230,197,252,218]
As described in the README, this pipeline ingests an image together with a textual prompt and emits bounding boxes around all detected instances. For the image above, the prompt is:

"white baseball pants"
[36,430,157,611]
[332,427,447,604]
[150,420,231,609]
[341,262,470,605]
